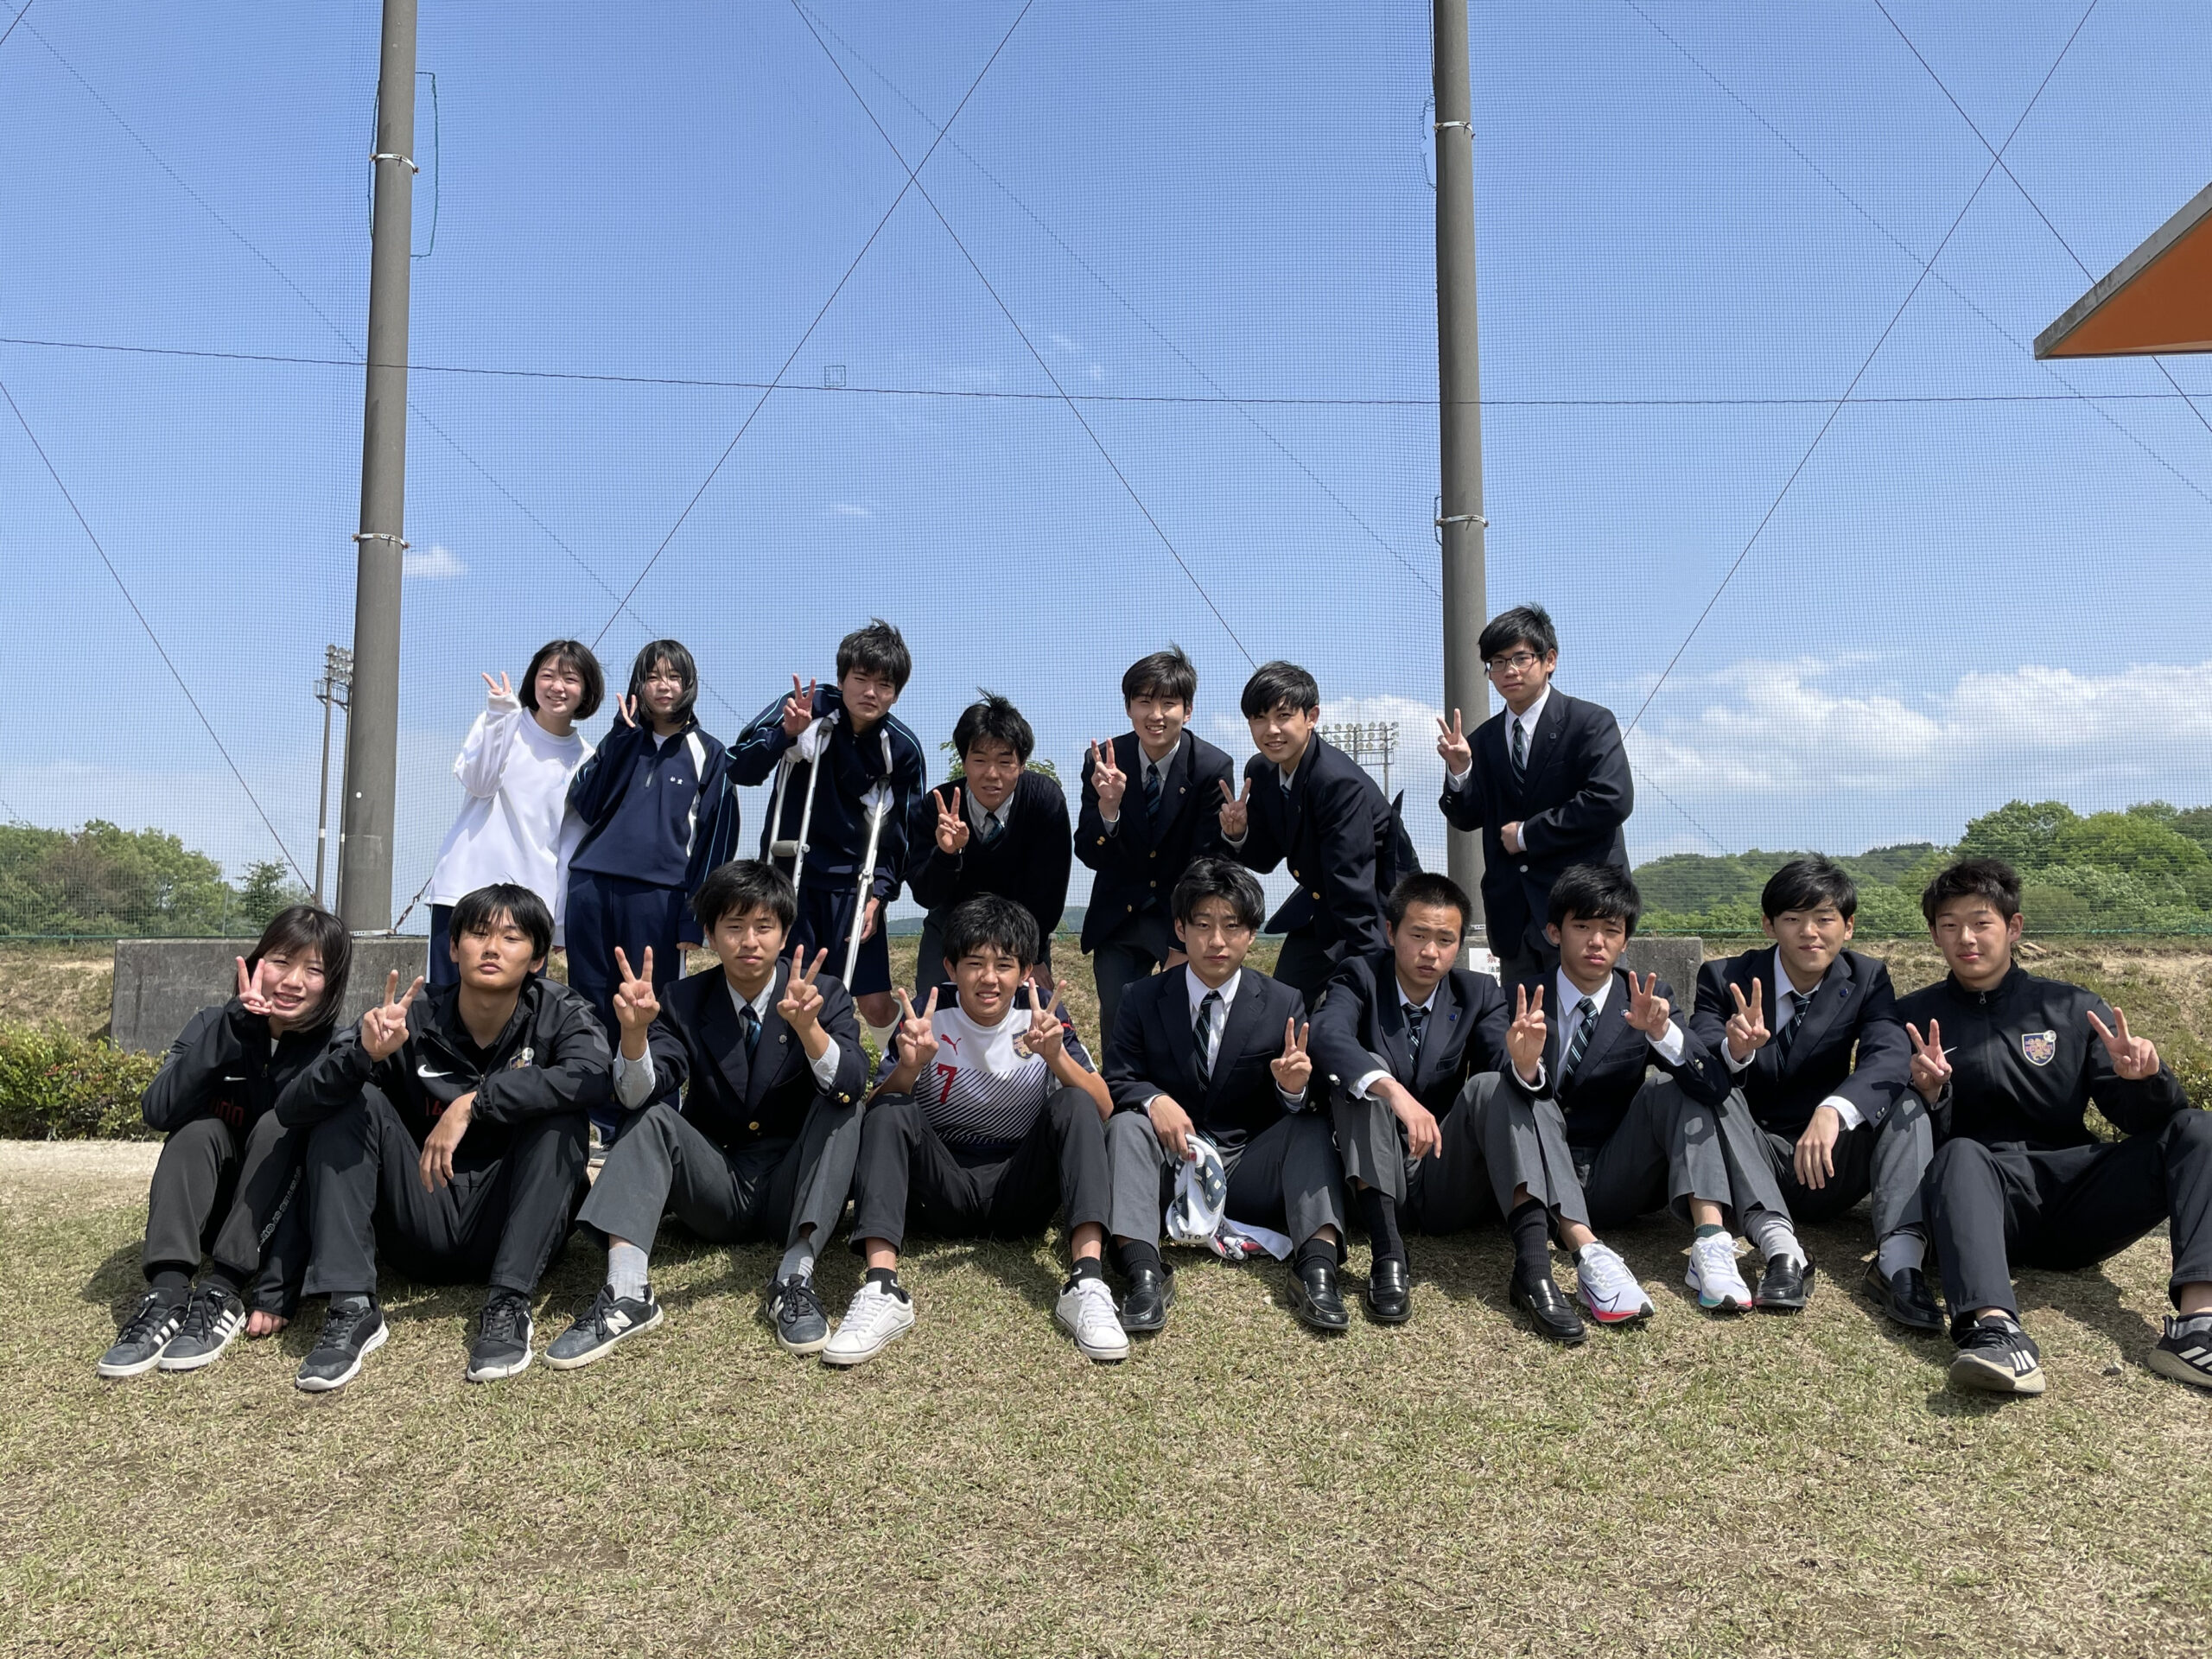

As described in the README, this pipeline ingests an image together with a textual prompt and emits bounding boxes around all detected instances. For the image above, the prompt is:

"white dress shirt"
[1100,735,1180,831]
[1149,966,1304,1113]
[1446,684,1551,791]
[1554,966,1685,1070]
[612,974,842,1109]
[1723,947,1863,1129]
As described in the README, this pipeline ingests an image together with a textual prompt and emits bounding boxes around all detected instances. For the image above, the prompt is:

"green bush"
[0,1023,162,1141]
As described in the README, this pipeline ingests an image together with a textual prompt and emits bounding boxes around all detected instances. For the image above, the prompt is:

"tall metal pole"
[1433,0,1491,948]
[339,0,418,931]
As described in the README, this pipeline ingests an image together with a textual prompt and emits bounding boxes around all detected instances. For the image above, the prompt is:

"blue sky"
[4,2,2211,927]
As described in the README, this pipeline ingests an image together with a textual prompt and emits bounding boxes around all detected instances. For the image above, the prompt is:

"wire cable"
[0,0,35,55]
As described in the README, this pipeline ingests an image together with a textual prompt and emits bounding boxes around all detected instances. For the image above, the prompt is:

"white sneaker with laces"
[1575,1242,1654,1325]
[821,1280,915,1368]
[1055,1274,1129,1363]
[1685,1232,1752,1313]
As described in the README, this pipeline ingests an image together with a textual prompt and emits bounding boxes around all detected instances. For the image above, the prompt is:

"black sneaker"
[767,1276,830,1357]
[1948,1314,2046,1395]
[296,1297,387,1393]
[466,1288,536,1382]
[2149,1313,2212,1392]
[158,1283,246,1372]
[545,1283,663,1370]
[97,1290,186,1380]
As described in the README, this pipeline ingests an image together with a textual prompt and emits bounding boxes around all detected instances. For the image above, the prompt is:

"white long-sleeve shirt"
[427,693,594,938]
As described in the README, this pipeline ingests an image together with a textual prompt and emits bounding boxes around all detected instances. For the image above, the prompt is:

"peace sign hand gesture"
[1019,982,1069,1064]
[780,675,817,740]
[1506,983,1548,1083]
[1905,1020,1951,1104]
[359,969,424,1061]
[1435,707,1472,775]
[935,786,971,855]
[777,946,830,1038]
[1271,1018,1313,1096]
[611,946,660,1038]
[1089,739,1128,816]
[892,988,941,1072]
[481,670,517,710]
[614,692,639,728]
[235,956,276,1020]
[2088,1005,2160,1081]
[1624,972,1672,1040]
[1217,776,1252,840]
[1726,980,1770,1063]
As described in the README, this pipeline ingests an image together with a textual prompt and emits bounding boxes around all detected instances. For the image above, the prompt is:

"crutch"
[766,710,836,892]
[840,730,895,987]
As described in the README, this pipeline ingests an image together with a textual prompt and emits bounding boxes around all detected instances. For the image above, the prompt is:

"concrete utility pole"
[339,0,418,931]
[1433,0,1491,946]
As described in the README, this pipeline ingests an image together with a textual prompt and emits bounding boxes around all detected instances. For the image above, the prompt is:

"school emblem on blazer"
[2020,1030,2057,1067]
[510,1046,536,1069]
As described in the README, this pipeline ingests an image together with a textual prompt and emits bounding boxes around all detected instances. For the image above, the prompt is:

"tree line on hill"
[0,823,308,939]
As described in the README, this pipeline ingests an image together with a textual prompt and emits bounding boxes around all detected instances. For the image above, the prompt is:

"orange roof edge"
[2035,179,2212,359]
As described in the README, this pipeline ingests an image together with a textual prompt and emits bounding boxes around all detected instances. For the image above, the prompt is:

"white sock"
[777,1235,817,1286]
[607,1241,650,1302]
[864,1019,900,1063]
[1745,1208,1805,1268]
[1876,1230,1926,1278]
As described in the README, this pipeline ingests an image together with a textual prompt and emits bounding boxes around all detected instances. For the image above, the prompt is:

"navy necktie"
[1777,988,1814,1065]
[980,811,1004,847]
[738,1001,761,1058]
[1144,761,1164,820]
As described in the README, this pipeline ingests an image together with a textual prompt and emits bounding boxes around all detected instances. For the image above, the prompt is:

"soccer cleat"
[1948,1314,2046,1395]
[2148,1314,2212,1392]
[466,1288,537,1382]
[821,1279,915,1368]
[1685,1233,1753,1314]
[766,1276,831,1357]
[157,1283,246,1371]
[1055,1274,1130,1363]
[296,1297,388,1392]
[1574,1243,1654,1325]
[98,1290,186,1380]
[545,1283,663,1370]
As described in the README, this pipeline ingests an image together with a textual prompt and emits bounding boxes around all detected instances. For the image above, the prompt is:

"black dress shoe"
[1119,1266,1176,1334]
[1365,1256,1411,1325]
[1754,1255,1815,1313]
[1510,1267,1586,1345]
[1862,1262,1943,1332]
[1288,1261,1351,1332]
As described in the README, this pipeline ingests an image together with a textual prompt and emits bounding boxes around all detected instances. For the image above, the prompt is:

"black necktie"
[1143,762,1164,820]
[1561,999,1594,1080]
[1777,988,1813,1065]
[1403,1002,1430,1059]
[738,1001,761,1058]
[1511,717,1529,781]
[1193,990,1223,1084]
[979,811,1004,847]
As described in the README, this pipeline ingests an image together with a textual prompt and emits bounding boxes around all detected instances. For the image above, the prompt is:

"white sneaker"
[821,1280,915,1367]
[1686,1233,1752,1313]
[1055,1274,1129,1363]
[1574,1242,1654,1325]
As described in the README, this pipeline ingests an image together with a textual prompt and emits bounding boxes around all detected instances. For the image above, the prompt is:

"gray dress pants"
[1331,1091,1501,1235]
[1716,1089,1933,1239]
[1106,1108,1347,1251]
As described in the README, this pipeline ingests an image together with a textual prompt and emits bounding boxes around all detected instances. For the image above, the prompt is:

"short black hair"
[1173,856,1265,931]
[836,619,912,693]
[1239,660,1320,720]
[450,883,554,961]
[1478,604,1559,664]
[1548,862,1641,936]
[520,639,605,721]
[1122,645,1198,709]
[691,859,798,934]
[247,904,353,1031]
[1921,856,2021,925]
[941,893,1039,969]
[1762,855,1857,921]
[952,692,1034,764]
[1385,871,1472,934]
[627,639,698,725]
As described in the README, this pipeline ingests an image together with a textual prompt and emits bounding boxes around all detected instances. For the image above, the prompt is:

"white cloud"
[403,543,467,580]
[827,503,873,519]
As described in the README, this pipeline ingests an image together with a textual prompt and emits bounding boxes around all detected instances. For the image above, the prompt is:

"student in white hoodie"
[426,640,604,987]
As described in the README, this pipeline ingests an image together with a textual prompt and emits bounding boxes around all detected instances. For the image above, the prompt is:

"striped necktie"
[1777,987,1814,1065]
[1193,990,1224,1083]
[1510,716,1529,781]
[1403,1001,1430,1059]
[1561,998,1594,1080]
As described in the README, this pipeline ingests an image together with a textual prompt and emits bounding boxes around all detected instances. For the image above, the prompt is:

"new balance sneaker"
[545,1283,663,1370]
[821,1278,915,1368]
[157,1283,246,1372]
[1948,1314,2045,1395]
[1685,1232,1753,1314]
[97,1290,186,1380]
[466,1288,537,1382]
[1574,1242,1654,1325]
[766,1276,830,1357]
[296,1296,387,1392]
[1055,1274,1130,1363]
[2149,1313,2212,1392]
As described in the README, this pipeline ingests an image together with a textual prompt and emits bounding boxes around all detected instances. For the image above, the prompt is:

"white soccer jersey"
[915,1002,1094,1156]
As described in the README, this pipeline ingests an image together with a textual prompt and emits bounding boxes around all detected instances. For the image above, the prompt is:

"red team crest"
[2020,1030,2057,1067]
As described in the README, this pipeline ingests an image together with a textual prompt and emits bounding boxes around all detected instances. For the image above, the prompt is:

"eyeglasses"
[1485,652,1542,673]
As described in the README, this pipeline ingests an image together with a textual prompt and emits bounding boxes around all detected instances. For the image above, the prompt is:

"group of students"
[99,610,2212,1401]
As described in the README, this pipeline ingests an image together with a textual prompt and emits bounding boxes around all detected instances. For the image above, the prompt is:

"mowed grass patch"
[6,1185,2211,1657]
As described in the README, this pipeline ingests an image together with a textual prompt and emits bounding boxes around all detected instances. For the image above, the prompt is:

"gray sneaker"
[546,1284,662,1370]
[98,1290,185,1380]
[767,1276,830,1356]
[296,1297,387,1392]
[157,1283,246,1372]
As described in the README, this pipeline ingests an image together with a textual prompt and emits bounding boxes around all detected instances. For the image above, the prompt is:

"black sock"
[1357,1186,1406,1265]
[1117,1239,1164,1278]
[149,1268,190,1298]
[865,1266,906,1300]
[1069,1256,1104,1284]
[1508,1199,1551,1279]
[1294,1237,1337,1275]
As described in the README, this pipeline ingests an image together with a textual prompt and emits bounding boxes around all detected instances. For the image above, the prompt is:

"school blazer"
[1232,737,1411,954]
[1103,967,1307,1154]
[638,959,868,1152]
[1438,691,1632,956]
[1307,951,1515,1119]
[1513,968,1727,1149]
[905,772,1072,953]
[1689,948,1911,1138]
[1075,731,1234,954]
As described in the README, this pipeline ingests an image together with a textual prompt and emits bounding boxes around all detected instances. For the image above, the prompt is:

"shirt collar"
[965,789,1008,834]
[1140,734,1180,779]
[727,976,775,1021]
[1395,976,1441,1015]
[1555,967,1611,1020]
[1770,946,1828,1007]
[1508,686,1552,740]
[1185,965,1240,1013]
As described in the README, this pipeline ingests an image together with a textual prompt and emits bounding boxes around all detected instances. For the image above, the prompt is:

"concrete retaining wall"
[111,938,432,1054]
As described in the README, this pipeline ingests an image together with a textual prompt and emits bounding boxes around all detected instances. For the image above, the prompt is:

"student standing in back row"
[1436,604,1632,982]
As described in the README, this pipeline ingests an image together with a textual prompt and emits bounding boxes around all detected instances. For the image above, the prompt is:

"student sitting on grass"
[1690,855,1926,1321]
[1898,857,2212,1397]
[99,906,353,1379]
[548,861,868,1368]
[906,692,1071,998]
[279,884,611,1392]
[1103,857,1351,1335]
[823,894,1126,1368]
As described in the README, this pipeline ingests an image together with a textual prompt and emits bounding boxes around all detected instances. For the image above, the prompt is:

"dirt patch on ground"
[0,944,116,1039]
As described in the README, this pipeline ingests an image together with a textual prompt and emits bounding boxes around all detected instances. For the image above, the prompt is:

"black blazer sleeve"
[1307,957,1385,1099]
[1653,980,1730,1105]
[1688,959,1738,1074]
[1438,768,1486,834]
[1520,702,1633,859]
[1229,756,1287,874]
[1308,764,1389,957]
[816,975,870,1104]
[1103,984,1164,1116]
[1023,778,1073,945]
[1837,961,1910,1128]
[902,783,961,912]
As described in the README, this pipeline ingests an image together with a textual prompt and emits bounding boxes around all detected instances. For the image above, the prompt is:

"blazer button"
[1310,890,1320,899]
[1150,880,1158,888]
[1519,864,1529,873]
[1149,850,1158,858]
[747,1121,760,1132]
